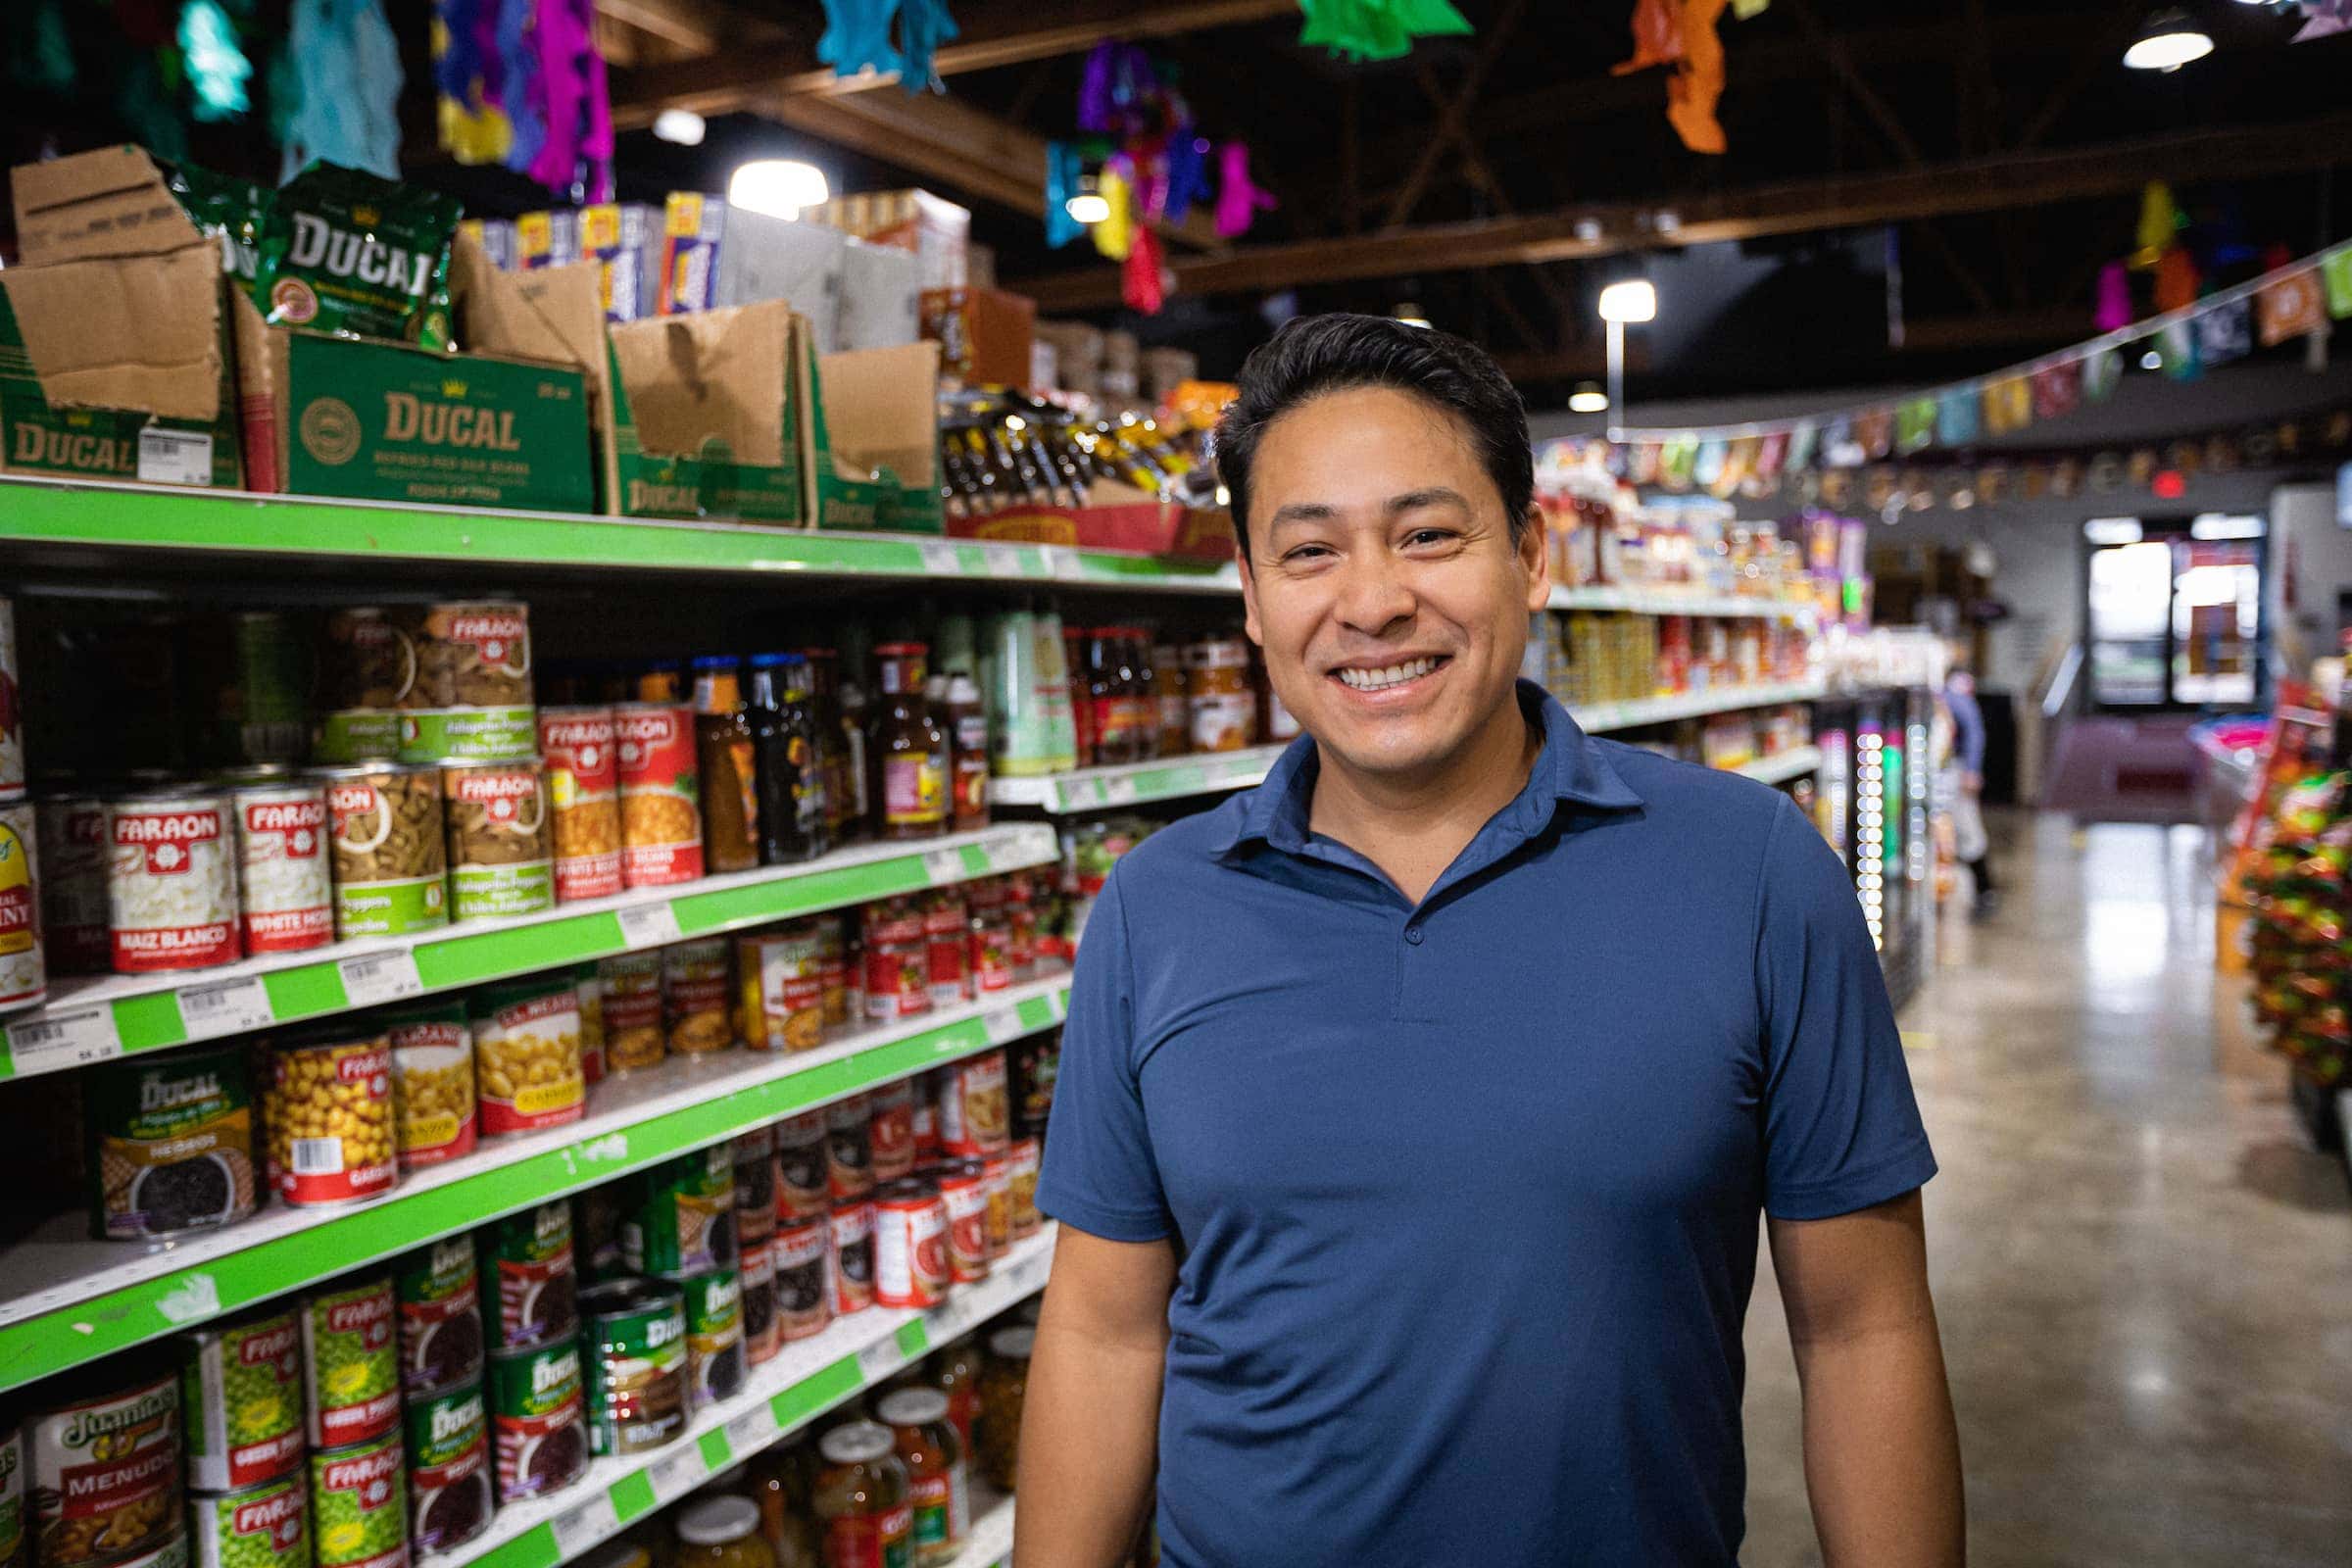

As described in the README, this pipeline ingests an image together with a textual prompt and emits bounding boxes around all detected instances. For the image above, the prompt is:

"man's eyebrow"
[1266,501,1341,529]
[1386,487,1470,516]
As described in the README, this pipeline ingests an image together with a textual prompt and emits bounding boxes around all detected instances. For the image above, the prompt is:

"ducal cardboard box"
[610,300,805,521]
[919,286,1035,389]
[796,329,943,534]
[0,145,242,486]
[452,239,633,513]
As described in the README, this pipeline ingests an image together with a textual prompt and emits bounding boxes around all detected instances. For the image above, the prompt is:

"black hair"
[1212,313,1536,554]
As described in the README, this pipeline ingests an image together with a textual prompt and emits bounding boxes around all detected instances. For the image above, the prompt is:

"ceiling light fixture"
[727,159,829,220]
[653,109,707,146]
[2139,348,2164,369]
[1596,280,1657,323]
[2123,9,2214,71]
[1568,381,1609,414]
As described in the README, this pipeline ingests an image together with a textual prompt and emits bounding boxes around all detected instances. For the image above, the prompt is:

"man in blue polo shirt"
[1018,315,1962,1567]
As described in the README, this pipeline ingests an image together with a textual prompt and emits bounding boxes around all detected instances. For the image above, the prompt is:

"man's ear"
[1518,505,1552,613]
[1238,545,1262,648]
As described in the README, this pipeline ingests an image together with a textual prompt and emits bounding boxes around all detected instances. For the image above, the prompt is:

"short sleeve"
[1035,870,1175,1243]
[1753,796,1937,1221]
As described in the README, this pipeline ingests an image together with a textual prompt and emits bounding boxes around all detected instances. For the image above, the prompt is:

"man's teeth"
[1337,657,1440,691]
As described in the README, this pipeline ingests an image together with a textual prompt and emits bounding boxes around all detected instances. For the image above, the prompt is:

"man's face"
[1239,385,1548,784]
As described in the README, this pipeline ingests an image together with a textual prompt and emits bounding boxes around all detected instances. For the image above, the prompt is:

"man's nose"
[1332,549,1415,638]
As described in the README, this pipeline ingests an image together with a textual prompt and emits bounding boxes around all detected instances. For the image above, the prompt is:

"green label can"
[441,760,553,920]
[306,1432,406,1568]
[487,1343,588,1504]
[393,1235,484,1396]
[322,763,448,940]
[300,1277,399,1449]
[577,1280,687,1457]
[399,710,539,765]
[680,1268,746,1412]
[84,1043,260,1241]
[179,1306,306,1491]
[621,1146,739,1279]
[314,710,400,765]
[402,1384,492,1556]
[189,1476,306,1568]
[481,1200,579,1350]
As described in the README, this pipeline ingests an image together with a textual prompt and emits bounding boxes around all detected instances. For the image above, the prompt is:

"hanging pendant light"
[2123,9,2215,71]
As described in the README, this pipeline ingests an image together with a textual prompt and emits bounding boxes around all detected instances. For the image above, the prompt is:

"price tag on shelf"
[855,1334,906,1383]
[551,1493,620,1558]
[921,849,965,886]
[5,1004,122,1072]
[176,976,273,1042]
[337,951,422,1008]
[981,1007,1021,1046]
[724,1409,775,1457]
[917,541,959,575]
[1102,776,1140,807]
[649,1446,708,1502]
[617,904,683,951]
[1039,545,1080,579]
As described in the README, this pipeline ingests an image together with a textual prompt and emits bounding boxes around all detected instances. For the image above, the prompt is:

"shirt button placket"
[1397,917,1436,1020]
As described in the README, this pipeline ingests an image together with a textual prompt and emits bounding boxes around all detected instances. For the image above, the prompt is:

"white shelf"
[1549,584,1817,619]
[1728,745,1824,785]
[944,1491,1016,1568]
[989,744,1288,813]
[1574,680,1827,734]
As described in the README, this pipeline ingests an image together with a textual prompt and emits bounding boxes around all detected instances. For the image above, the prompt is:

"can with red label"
[264,1032,398,1206]
[1006,1136,1042,1242]
[0,798,41,1011]
[469,980,586,1136]
[227,778,332,955]
[966,881,1012,995]
[827,1200,874,1317]
[1005,873,1039,980]
[871,1181,950,1310]
[867,1080,914,1183]
[38,792,112,975]
[106,789,240,972]
[539,705,623,902]
[982,1152,1012,1262]
[26,1368,183,1568]
[860,898,930,1021]
[938,1051,1008,1158]
[816,912,858,1026]
[442,760,553,921]
[772,1110,829,1220]
[938,1161,989,1286]
[771,1215,830,1342]
[922,889,967,1007]
[910,1070,941,1165]
[613,702,702,888]
[737,924,824,1053]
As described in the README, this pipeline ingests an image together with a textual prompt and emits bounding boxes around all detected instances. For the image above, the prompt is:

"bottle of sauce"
[1121,630,1158,760]
[839,662,874,841]
[870,643,950,840]
[747,1438,822,1568]
[694,655,760,872]
[1064,624,1097,766]
[927,1335,984,1453]
[813,1421,913,1568]
[1087,629,1138,765]
[748,653,827,864]
[1152,639,1189,758]
[876,1388,968,1567]
[638,662,684,703]
[800,650,855,849]
[944,669,990,832]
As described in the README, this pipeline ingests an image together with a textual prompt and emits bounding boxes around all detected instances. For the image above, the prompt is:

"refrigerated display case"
[1812,687,1936,1010]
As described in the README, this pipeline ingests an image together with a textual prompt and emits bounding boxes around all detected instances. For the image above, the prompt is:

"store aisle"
[1740,815,2352,1568]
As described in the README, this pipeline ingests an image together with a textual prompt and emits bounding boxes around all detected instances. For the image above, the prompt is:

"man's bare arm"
[1012,1227,1178,1568]
[1769,1190,1965,1567]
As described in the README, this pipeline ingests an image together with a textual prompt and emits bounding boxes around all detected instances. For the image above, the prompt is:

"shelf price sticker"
[982,1007,1022,1046]
[551,1493,621,1560]
[5,1003,123,1074]
[724,1408,775,1457]
[856,1332,909,1383]
[617,903,684,951]
[921,849,966,887]
[649,1446,709,1502]
[917,541,960,575]
[176,976,273,1042]
[1102,776,1141,808]
[337,951,423,1008]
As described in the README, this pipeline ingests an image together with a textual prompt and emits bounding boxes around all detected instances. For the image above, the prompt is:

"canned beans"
[107,790,239,973]
[539,707,623,902]
[263,1034,397,1206]
[442,760,553,921]
[386,1006,476,1170]
[37,793,109,975]
[613,703,701,888]
[469,982,586,1136]
[322,762,448,939]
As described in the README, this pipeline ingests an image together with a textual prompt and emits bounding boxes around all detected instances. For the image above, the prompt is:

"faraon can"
[612,702,701,887]
[27,1369,182,1568]
[189,1476,305,1568]
[0,799,42,1011]
[397,602,535,763]
[322,763,447,939]
[539,707,622,902]
[36,793,109,975]
[229,781,331,955]
[263,1034,396,1206]
[394,1237,485,1396]
[179,1308,305,1491]
[441,760,553,921]
[107,790,239,972]
[305,1431,406,1568]
[300,1277,400,1449]
[578,1280,687,1457]
[84,1044,259,1241]
[402,1385,492,1557]
[487,1343,588,1503]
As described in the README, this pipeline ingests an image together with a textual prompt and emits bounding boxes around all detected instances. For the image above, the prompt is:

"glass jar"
[1152,640,1187,758]
[799,649,858,848]
[976,1326,1033,1493]
[869,643,949,840]
[876,1388,967,1567]
[813,1421,912,1568]
[1186,639,1257,753]
[747,1439,821,1568]
[673,1494,777,1568]
[928,1335,984,1454]
[694,656,760,873]
[943,670,990,833]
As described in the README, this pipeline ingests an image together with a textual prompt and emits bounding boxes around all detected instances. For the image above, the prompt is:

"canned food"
[106,790,238,973]
[827,1201,874,1318]
[0,598,21,796]
[394,1236,485,1396]
[441,760,552,921]
[84,1044,258,1241]
[613,703,702,888]
[622,1146,737,1278]
[188,1477,305,1568]
[228,781,331,955]
[36,794,109,975]
[965,882,1012,995]
[27,1367,181,1568]
[573,962,605,1085]
[679,1270,745,1411]
[771,1217,830,1343]
[402,1384,491,1557]
[215,613,310,767]
[574,1187,624,1286]
[1009,1035,1058,1142]
[469,980,585,1136]
[386,1006,475,1170]
[319,611,410,753]
[662,937,732,1055]
[0,1426,23,1568]
[816,913,857,1026]
[397,602,535,763]
[867,1081,914,1183]
[982,1153,1011,1262]
[539,708,622,902]
[938,1052,1008,1157]
[0,800,42,1011]
[922,891,967,1008]
[738,1238,779,1368]
[1005,1137,1042,1242]
[861,900,929,1021]
[178,1308,304,1492]
[872,1183,949,1310]
[487,1343,588,1504]
[313,711,400,766]
[938,1163,989,1288]
[909,1071,939,1165]
[737,925,823,1054]
[263,1033,397,1206]
[75,1533,185,1568]
[733,1128,775,1248]
[577,1280,687,1457]
[772,1111,828,1221]
[300,1277,399,1449]
[596,951,664,1072]
[481,1200,578,1351]
[825,1095,872,1202]
[305,1433,405,1568]
[321,763,448,939]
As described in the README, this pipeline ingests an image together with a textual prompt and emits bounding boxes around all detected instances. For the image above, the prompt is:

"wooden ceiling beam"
[1008,113,2352,310]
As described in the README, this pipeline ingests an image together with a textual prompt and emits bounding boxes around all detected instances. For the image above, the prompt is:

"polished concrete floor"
[1739,814,2352,1567]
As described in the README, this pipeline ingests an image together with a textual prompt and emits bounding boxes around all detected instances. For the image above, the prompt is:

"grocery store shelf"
[0,976,1070,1393]
[1575,680,1827,734]
[0,822,1059,1081]
[989,744,1289,813]
[463,1228,1054,1568]
[1729,745,1824,785]
[0,476,1241,594]
[946,1492,1016,1568]
[1548,585,1817,619]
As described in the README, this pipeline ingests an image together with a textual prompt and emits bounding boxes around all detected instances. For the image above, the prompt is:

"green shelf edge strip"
[0,989,1063,1392]
[2,836,1049,1075]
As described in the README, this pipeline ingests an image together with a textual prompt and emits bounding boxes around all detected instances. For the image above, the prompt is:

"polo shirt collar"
[1211,678,1642,859]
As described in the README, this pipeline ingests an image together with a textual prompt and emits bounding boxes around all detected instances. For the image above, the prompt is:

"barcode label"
[136,427,215,487]
[617,903,682,950]
[550,1494,619,1558]
[338,951,422,1007]
[177,976,273,1041]
[856,1335,906,1381]
[290,1137,344,1175]
[1102,776,1140,807]
[6,1004,122,1072]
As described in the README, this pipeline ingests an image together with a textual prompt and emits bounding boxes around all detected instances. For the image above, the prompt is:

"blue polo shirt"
[1036,681,1935,1567]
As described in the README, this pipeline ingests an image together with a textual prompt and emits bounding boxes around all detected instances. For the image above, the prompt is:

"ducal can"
[177,1307,305,1491]
[305,1432,407,1568]
[106,790,239,972]
[871,1182,950,1310]
[770,1216,831,1343]
[621,1146,737,1278]
[577,1280,687,1457]
[612,703,702,888]
[737,1237,779,1368]
[299,1276,400,1449]
[678,1269,745,1412]
[394,1236,486,1396]
[189,1476,306,1568]
[481,1200,579,1351]
[36,793,109,975]
[733,1127,776,1249]
[487,1343,588,1504]
[771,1110,829,1222]
[538,707,623,902]
[440,760,553,922]
[229,780,332,955]
[0,800,44,1011]
[402,1383,492,1557]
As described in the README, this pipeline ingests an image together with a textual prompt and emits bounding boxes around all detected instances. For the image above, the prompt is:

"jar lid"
[674,1494,760,1546]
[988,1326,1036,1360]
[875,1388,950,1427]
[819,1420,896,1465]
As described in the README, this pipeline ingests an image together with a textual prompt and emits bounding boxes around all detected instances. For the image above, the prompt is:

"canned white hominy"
[37,793,109,975]
[107,789,239,972]
[0,799,43,1012]
[230,780,333,956]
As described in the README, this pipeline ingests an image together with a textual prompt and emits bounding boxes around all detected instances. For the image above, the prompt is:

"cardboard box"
[919,286,1035,389]
[610,300,804,521]
[657,193,725,315]
[579,204,659,322]
[838,237,920,352]
[452,239,628,512]
[797,331,943,534]
[712,208,844,354]
[0,146,243,485]
[459,218,517,272]
[806,189,969,291]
